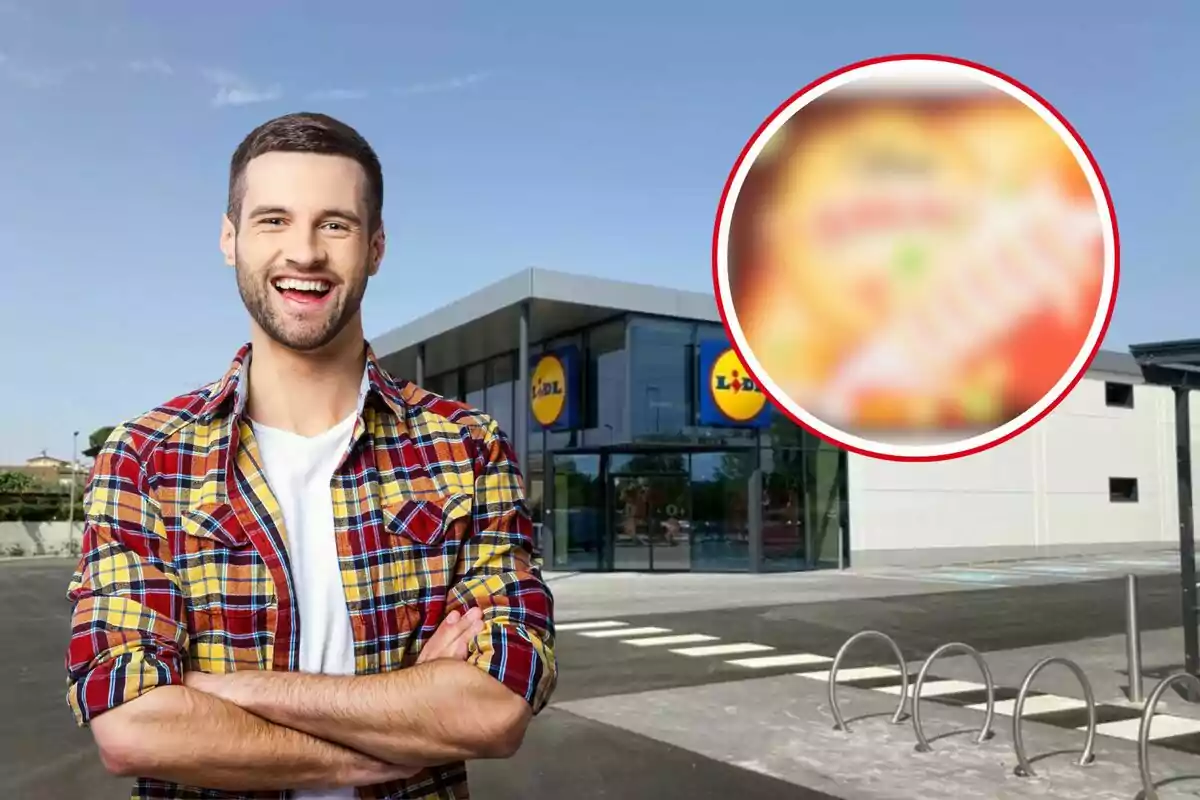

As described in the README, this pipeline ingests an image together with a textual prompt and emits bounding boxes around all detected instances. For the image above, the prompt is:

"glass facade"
[628,318,692,440]
[583,319,627,446]
[418,312,849,574]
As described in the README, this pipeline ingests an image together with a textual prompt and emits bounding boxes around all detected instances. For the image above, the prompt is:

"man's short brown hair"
[227,111,384,231]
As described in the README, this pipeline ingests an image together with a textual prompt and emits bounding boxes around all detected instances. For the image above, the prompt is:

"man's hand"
[417,606,485,665]
[337,757,424,787]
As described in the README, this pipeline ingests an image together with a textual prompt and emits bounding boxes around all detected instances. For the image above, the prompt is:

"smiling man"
[64,112,557,800]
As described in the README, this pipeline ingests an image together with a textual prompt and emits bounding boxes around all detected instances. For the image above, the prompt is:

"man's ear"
[368,224,386,277]
[220,214,237,267]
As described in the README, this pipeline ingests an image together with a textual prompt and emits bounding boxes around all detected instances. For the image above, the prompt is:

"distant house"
[0,452,87,489]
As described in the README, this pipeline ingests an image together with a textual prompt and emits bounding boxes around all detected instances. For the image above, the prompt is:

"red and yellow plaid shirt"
[65,343,557,800]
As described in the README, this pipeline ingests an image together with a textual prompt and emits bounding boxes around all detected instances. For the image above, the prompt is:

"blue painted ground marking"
[930,570,1016,583]
[1007,565,1096,575]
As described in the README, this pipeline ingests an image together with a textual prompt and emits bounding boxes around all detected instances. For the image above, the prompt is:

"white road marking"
[1091,714,1200,742]
[878,680,986,698]
[624,634,719,647]
[671,642,775,657]
[801,666,903,682]
[726,653,833,669]
[970,695,1086,716]
[556,620,629,632]
[580,626,671,639]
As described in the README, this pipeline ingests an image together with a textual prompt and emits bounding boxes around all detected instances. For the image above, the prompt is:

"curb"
[0,554,77,565]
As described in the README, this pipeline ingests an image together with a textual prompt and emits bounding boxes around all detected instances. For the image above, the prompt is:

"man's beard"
[235,255,367,352]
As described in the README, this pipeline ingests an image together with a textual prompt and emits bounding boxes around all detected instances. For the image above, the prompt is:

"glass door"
[550,453,604,570]
[806,444,846,569]
[609,472,691,571]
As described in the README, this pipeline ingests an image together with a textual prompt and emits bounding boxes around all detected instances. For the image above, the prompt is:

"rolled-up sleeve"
[451,417,557,713]
[65,429,188,726]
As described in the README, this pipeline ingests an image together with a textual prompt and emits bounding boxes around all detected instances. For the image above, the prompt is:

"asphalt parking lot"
[4,554,1192,799]
[1,559,838,800]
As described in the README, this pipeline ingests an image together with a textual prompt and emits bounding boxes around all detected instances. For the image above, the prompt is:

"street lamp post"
[68,430,79,553]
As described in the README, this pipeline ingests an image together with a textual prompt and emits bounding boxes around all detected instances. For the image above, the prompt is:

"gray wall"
[847,371,1180,568]
[0,522,79,557]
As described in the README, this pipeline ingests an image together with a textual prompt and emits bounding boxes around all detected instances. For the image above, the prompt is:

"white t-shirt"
[252,411,359,800]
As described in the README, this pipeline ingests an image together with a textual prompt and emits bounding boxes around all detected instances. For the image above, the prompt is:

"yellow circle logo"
[530,354,568,427]
[710,348,766,422]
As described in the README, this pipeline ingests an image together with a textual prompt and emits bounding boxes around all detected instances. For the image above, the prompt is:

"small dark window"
[1110,477,1139,503]
[1105,381,1134,408]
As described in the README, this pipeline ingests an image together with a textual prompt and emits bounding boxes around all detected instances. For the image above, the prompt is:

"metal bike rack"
[828,630,908,732]
[1126,573,1146,704]
[1012,656,1097,778]
[1138,671,1200,800]
[912,642,996,753]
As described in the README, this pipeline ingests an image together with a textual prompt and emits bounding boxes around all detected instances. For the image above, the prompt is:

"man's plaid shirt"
[64,343,557,799]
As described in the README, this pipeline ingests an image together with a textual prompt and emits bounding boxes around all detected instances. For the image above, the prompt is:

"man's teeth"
[274,278,330,293]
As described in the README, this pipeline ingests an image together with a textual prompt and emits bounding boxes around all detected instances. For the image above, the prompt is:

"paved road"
[1,558,1190,799]
[0,560,840,800]
[555,572,1186,703]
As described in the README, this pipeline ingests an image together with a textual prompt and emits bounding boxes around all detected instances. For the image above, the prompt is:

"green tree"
[0,471,37,493]
[82,426,116,459]
[0,471,64,522]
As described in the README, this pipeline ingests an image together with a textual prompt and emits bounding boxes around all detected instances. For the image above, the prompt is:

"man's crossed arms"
[91,606,522,791]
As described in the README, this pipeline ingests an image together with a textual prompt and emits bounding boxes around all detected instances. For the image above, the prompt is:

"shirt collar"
[198,341,409,423]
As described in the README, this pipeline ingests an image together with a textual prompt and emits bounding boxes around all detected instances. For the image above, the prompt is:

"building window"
[583,319,627,445]
[485,353,516,437]
[1105,381,1134,408]
[464,363,486,411]
[628,317,694,440]
[1110,477,1139,503]
[440,370,461,401]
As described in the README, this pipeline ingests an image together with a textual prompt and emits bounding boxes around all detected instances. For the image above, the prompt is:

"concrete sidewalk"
[559,671,1200,800]
[926,629,1190,712]
[548,549,1184,621]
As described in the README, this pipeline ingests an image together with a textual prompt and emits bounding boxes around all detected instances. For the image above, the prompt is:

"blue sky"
[0,0,1195,463]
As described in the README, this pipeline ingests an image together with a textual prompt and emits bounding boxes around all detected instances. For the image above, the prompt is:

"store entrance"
[609,471,691,571]
[546,444,759,573]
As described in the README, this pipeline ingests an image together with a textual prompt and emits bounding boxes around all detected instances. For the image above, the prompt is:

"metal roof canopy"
[370,267,719,380]
[370,266,1146,383]
[1130,339,1200,389]
[1131,339,1200,692]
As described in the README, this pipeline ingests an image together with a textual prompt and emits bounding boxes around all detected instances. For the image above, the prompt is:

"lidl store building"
[372,268,1188,573]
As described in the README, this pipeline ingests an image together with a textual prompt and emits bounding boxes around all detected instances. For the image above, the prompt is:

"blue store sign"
[529,346,581,431]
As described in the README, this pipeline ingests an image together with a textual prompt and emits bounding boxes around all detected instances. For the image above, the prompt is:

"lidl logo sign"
[698,341,771,428]
[529,347,579,431]
[530,354,567,427]
[710,348,767,422]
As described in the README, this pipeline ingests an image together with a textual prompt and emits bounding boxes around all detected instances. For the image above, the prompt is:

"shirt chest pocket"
[178,502,278,671]
[381,493,472,606]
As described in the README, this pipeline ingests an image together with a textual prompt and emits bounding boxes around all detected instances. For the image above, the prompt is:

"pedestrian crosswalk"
[557,617,1200,756]
[578,626,670,638]
[726,653,832,669]
[556,620,629,632]
[626,633,718,647]
[673,642,774,657]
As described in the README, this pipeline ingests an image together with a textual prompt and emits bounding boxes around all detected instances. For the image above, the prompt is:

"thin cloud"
[0,50,75,88]
[307,88,369,102]
[204,68,282,108]
[128,58,173,77]
[393,70,491,97]
[0,1,34,20]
